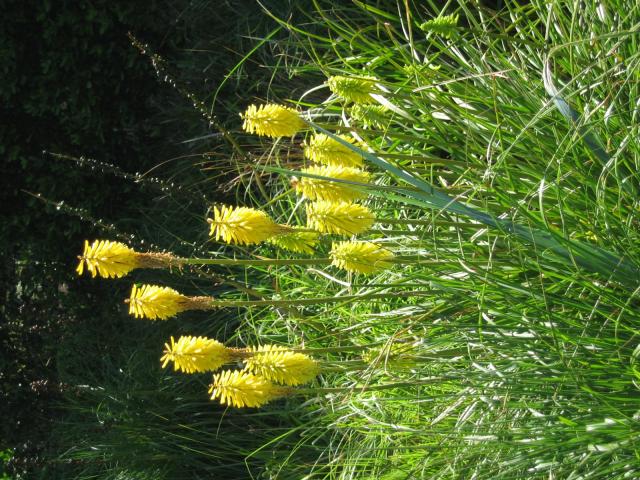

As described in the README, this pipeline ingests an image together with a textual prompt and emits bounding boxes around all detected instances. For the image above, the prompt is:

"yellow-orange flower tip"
[295,165,370,203]
[244,345,319,386]
[240,104,306,138]
[128,284,190,320]
[161,335,234,374]
[302,133,363,168]
[208,370,289,408]
[76,239,139,278]
[327,75,378,104]
[330,241,394,275]
[266,229,320,255]
[306,201,374,235]
[208,205,289,245]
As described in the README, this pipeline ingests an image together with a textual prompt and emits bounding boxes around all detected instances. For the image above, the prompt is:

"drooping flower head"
[208,370,289,408]
[330,241,394,275]
[243,345,320,386]
[161,336,236,374]
[128,284,210,320]
[76,240,178,278]
[294,165,370,203]
[241,104,306,138]
[76,240,139,278]
[306,201,374,235]
[267,229,320,255]
[209,205,289,245]
[302,133,363,168]
[327,75,378,104]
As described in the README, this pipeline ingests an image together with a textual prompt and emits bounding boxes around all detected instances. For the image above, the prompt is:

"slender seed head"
[76,240,139,278]
[244,345,320,386]
[161,336,234,373]
[267,229,320,255]
[240,104,305,138]
[208,370,288,408]
[330,241,394,275]
[302,133,363,168]
[128,284,192,320]
[327,75,378,104]
[209,205,288,245]
[295,165,371,203]
[306,201,374,235]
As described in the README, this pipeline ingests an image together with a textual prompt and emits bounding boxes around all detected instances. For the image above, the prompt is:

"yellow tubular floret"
[209,205,288,245]
[295,165,370,203]
[327,75,378,104]
[302,133,363,168]
[161,336,234,374]
[243,345,320,386]
[330,241,394,275]
[267,229,320,255]
[76,239,139,278]
[306,201,374,235]
[240,104,306,138]
[208,370,287,408]
[128,284,190,320]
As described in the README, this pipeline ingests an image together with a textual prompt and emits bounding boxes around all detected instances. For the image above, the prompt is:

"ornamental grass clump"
[240,104,306,138]
[294,165,370,203]
[76,239,176,278]
[327,75,378,104]
[306,201,374,235]
[128,284,211,320]
[161,336,240,374]
[208,370,291,408]
[302,133,364,168]
[208,205,291,245]
[243,345,320,386]
[330,241,394,275]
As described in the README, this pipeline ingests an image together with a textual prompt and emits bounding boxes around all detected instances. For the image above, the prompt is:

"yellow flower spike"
[208,370,290,408]
[295,165,371,203]
[161,336,237,374]
[76,239,178,278]
[350,104,389,129]
[76,239,139,278]
[302,133,363,168]
[266,229,320,255]
[208,205,290,246]
[240,104,306,138]
[306,201,374,235]
[243,345,320,386]
[128,284,211,320]
[327,75,378,104]
[330,241,394,275]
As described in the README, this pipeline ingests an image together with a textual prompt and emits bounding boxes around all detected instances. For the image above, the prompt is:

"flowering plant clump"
[327,75,378,104]
[208,370,290,408]
[161,336,238,373]
[294,165,371,203]
[241,104,306,137]
[306,201,375,235]
[209,205,290,245]
[243,345,320,386]
[329,241,394,275]
[302,133,364,168]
